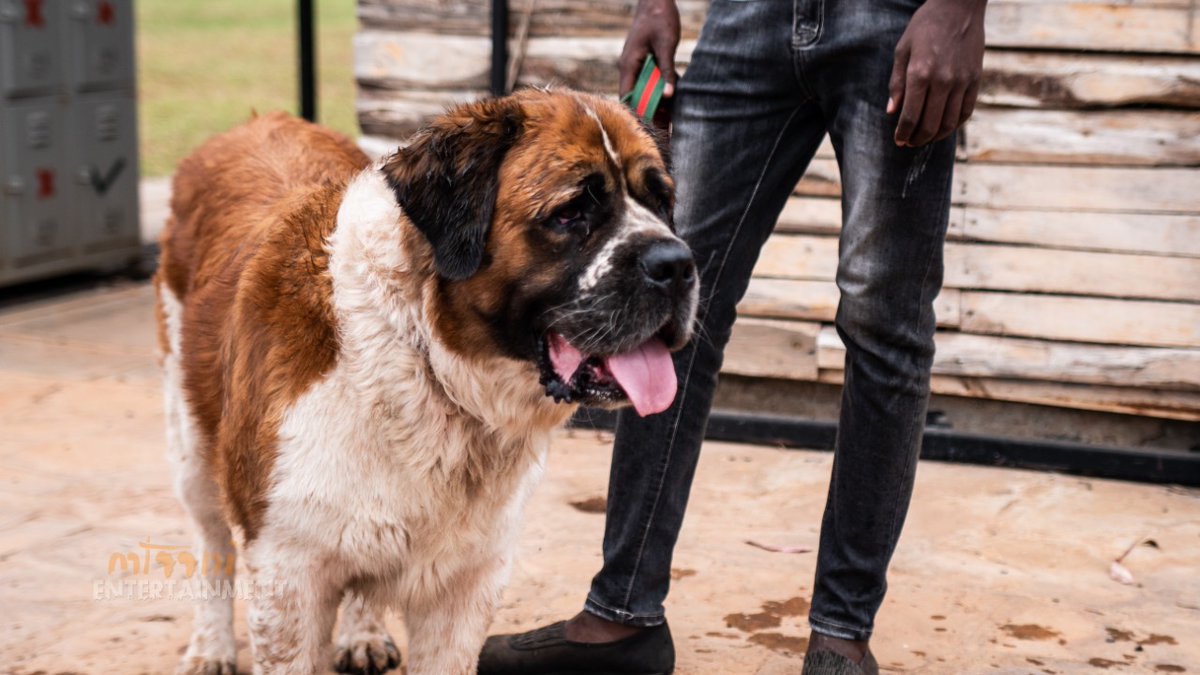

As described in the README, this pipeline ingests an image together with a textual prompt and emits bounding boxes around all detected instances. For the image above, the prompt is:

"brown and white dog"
[155,89,697,675]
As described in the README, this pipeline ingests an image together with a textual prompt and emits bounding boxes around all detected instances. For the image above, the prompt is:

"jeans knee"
[835,287,936,380]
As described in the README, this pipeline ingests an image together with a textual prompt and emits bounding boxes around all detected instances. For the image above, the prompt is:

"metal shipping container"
[0,0,139,287]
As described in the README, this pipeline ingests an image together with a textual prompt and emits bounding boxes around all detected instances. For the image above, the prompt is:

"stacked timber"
[355,0,1200,421]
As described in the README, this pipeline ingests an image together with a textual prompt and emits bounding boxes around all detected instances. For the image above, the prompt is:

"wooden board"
[816,326,1200,390]
[355,32,1200,116]
[955,164,1200,213]
[962,108,1200,166]
[980,50,1200,109]
[813,369,1200,421]
[355,31,697,93]
[357,88,486,138]
[723,318,820,380]
[775,196,842,235]
[755,234,1200,302]
[984,2,1199,54]
[957,208,1200,259]
[999,0,1193,6]
[960,292,1200,348]
[359,0,710,39]
[944,243,1200,303]
[796,160,1200,213]
[755,235,840,280]
[720,321,1200,418]
[924,377,1200,421]
[738,278,962,327]
[774,197,1200,259]
[360,0,1198,54]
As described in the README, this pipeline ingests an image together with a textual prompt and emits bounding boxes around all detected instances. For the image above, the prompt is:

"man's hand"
[619,0,681,98]
[888,0,987,147]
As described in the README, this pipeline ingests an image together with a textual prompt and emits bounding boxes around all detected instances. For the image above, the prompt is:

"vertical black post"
[490,0,508,96]
[298,0,317,121]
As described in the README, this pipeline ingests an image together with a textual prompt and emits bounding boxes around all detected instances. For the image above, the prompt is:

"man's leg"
[802,0,957,661]
[478,0,824,671]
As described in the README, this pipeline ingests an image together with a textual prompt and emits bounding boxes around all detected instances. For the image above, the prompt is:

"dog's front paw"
[333,633,402,675]
[176,654,237,675]
[176,629,238,675]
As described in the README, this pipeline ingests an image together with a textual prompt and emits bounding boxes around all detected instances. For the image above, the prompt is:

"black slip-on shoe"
[477,620,675,675]
[800,648,879,675]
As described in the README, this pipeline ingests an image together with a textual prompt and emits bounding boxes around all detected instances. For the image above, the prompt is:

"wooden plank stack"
[355,0,1200,421]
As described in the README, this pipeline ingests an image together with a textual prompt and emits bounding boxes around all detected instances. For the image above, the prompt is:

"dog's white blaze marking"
[586,106,620,167]
[580,234,622,292]
[623,195,673,236]
[579,196,676,292]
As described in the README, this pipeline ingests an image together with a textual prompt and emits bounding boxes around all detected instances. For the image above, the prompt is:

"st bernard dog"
[155,88,697,675]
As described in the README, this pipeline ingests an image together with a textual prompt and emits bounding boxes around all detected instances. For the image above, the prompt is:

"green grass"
[136,0,359,177]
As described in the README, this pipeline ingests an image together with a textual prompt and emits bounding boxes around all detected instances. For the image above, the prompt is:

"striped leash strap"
[620,55,666,123]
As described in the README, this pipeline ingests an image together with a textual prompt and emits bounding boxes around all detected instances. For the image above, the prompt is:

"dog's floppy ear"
[383,97,526,281]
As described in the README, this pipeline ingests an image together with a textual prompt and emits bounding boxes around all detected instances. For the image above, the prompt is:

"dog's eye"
[545,205,588,234]
[557,208,582,225]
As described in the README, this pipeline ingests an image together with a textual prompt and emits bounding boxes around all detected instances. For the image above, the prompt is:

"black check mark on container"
[89,158,126,196]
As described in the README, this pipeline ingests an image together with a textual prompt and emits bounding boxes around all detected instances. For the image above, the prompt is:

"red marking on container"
[24,0,45,27]
[97,0,115,25]
[37,169,54,199]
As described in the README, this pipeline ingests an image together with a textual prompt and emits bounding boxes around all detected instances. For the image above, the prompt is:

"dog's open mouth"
[536,332,678,417]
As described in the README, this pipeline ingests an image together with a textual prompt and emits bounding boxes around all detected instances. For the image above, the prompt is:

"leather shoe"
[477,620,675,674]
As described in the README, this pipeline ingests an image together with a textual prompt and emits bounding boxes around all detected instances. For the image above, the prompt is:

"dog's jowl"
[155,89,697,675]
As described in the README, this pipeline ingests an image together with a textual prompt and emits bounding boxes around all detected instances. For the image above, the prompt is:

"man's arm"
[888,0,988,147]
[618,0,681,98]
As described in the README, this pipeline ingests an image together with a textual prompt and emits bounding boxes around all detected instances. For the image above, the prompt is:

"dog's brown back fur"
[156,112,369,538]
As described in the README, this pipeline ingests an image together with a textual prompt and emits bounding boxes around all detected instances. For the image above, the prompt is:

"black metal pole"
[298,0,317,121]
[490,0,508,96]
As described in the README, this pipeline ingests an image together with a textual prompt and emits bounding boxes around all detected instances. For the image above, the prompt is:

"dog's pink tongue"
[605,339,677,417]
[548,334,584,382]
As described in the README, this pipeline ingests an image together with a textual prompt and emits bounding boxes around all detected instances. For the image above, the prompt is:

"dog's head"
[383,89,698,416]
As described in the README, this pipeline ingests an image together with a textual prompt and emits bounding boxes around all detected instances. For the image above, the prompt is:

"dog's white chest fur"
[255,169,561,597]
[266,362,549,584]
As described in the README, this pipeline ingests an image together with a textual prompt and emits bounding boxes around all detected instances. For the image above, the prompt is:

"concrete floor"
[0,282,1197,674]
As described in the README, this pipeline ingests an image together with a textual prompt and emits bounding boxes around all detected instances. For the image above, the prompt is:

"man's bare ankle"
[564,610,648,643]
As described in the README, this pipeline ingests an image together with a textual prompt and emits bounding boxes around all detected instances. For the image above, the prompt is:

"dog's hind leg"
[333,591,402,674]
[160,283,238,675]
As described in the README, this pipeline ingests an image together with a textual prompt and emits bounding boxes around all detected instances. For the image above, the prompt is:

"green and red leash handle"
[620,55,667,123]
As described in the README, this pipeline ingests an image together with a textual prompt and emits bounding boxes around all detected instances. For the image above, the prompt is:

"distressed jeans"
[584,0,955,641]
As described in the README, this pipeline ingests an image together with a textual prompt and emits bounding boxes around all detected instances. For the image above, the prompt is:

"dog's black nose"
[639,240,696,294]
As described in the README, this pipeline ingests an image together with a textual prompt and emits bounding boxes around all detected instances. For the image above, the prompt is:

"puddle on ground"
[723,596,813,655]
[1000,623,1061,641]
[749,632,809,655]
[724,611,780,632]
